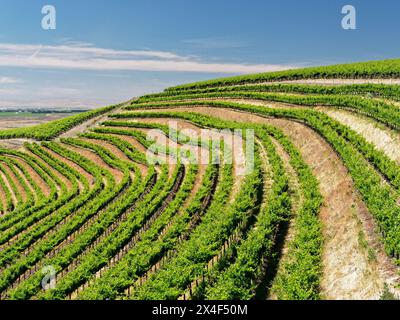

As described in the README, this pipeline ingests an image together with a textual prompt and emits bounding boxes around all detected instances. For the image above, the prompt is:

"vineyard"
[0,59,400,300]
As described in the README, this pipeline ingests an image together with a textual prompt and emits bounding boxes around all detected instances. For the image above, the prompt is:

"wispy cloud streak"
[0,43,296,74]
[0,76,21,84]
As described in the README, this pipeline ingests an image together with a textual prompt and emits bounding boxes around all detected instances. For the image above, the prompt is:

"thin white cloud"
[183,37,250,49]
[0,43,186,61]
[0,42,296,74]
[0,76,21,84]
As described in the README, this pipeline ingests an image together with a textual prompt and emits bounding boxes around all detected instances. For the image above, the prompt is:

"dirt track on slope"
[59,114,110,139]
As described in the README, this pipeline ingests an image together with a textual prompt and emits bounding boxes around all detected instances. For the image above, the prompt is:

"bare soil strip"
[317,107,400,164]
[42,146,94,189]
[24,149,73,192]
[137,118,211,198]
[0,139,36,150]
[90,131,150,175]
[61,143,123,184]
[59,115,110,139]
[236,78,400,86]
[0,166,18,208]
[0,182,7,213]
[12,163,35,200]
[1,163,27,203]
[132,118,205,133]
[222,98,400,166]
[58,103,129,139]
[124,117,245,201]
[103,131,169,174]
[12,157,51,197]
[0,170,14,213]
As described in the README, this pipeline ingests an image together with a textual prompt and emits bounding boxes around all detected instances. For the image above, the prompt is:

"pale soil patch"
[63,143,123,184]
[11,157,51,197]
[126,118,205,133]
[103,131,169,172]
[12,162,35,199]
[317,107,400,164]
[222,98,309,110]
[0,138,36,150]
[148,105,400,299]
[42,146,94,188]
[125,116,247,200]
[81,137,150,181]
[59,105,125,139]
[88,131,150,175]
[375,98,400,108]
[0,182,6,213]
[138,117,243,201]
[83,139,131,162]
[59,114,111,139]
[0,167,17,207]
[1,162,27,203]
[24,149,73,192]
[136,118,211,198]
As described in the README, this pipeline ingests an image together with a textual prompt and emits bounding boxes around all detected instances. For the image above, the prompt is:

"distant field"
[0,112,77,130]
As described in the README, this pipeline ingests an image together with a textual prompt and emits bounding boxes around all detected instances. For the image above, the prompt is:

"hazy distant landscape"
[0,110,85,130]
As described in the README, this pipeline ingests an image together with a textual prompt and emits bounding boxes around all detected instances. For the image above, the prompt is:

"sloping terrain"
[0,59,400,300]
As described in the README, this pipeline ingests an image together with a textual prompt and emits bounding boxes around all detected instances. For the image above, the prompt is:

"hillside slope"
[0,59,399,300]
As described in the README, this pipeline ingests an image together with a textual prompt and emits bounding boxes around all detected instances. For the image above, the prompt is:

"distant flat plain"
[0,111,78,149]
[0,111,76,130]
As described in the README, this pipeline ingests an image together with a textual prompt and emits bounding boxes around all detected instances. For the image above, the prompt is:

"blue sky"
[0,0,400,108]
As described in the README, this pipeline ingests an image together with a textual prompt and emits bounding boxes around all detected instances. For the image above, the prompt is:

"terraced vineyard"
[1,59,400,300]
